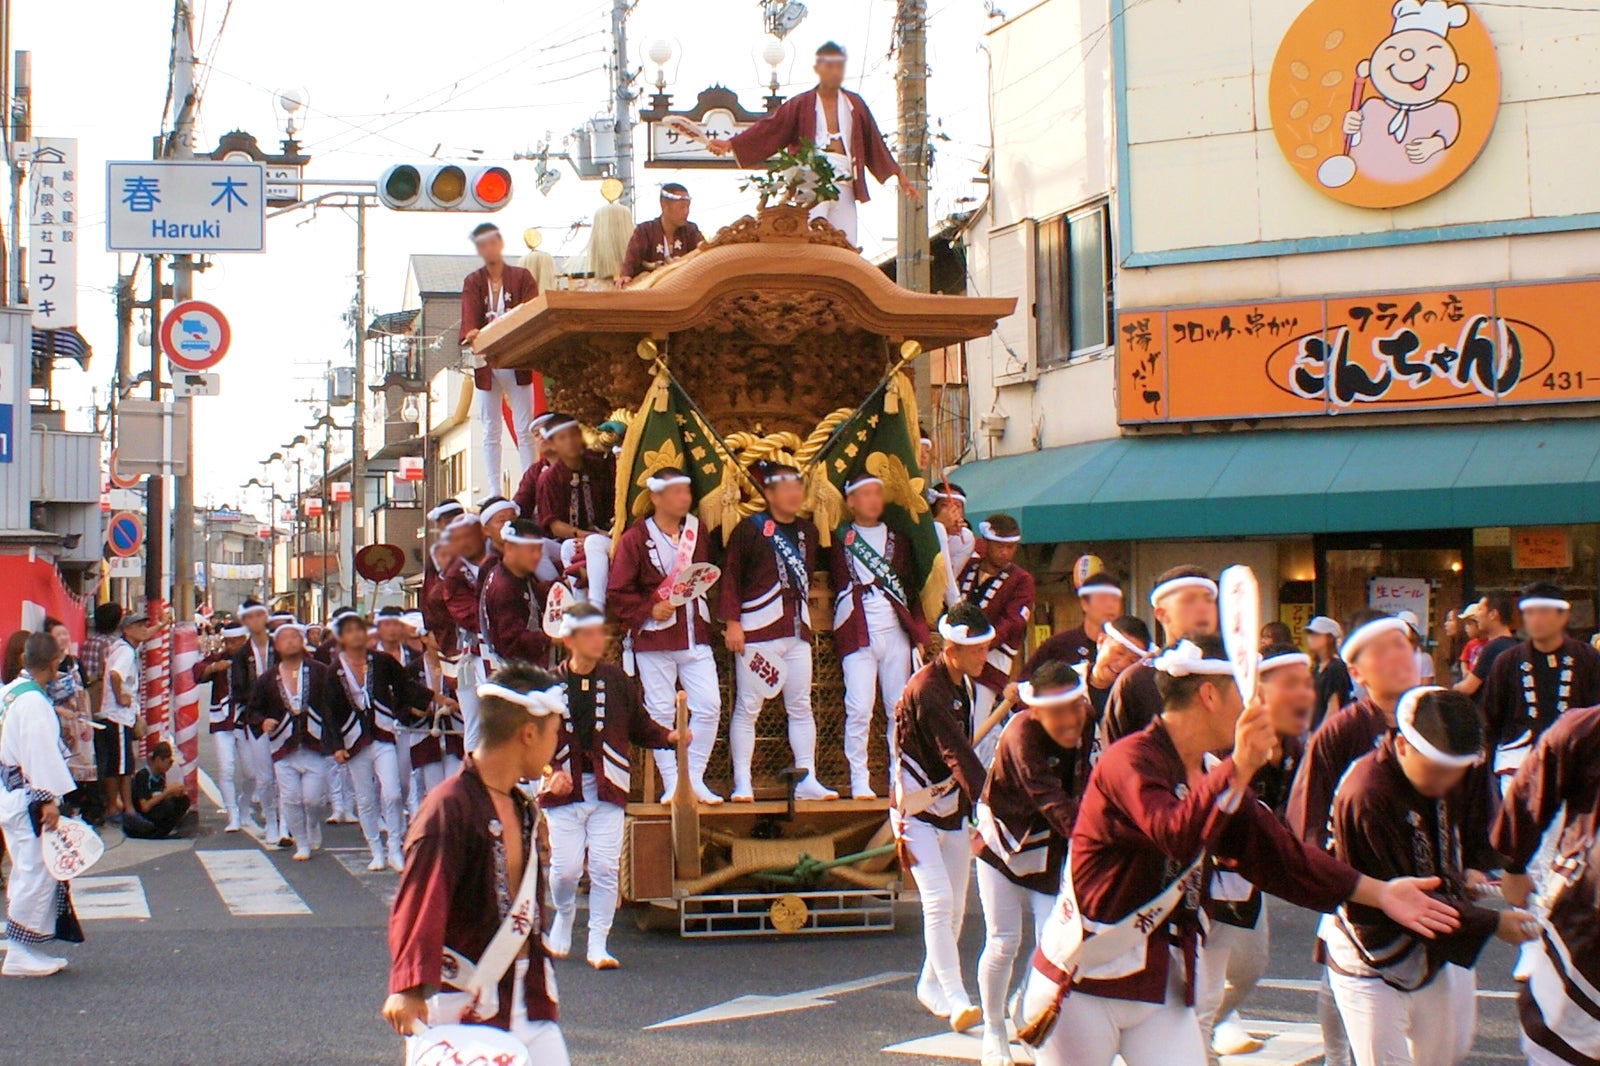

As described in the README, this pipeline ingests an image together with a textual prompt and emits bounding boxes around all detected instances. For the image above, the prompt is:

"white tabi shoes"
[367,848,387,872]
[1,941,66,978]
[980,1028,1016,1066]
[546,912,574,959]
[387,846,405,873]
[794,772,839,802]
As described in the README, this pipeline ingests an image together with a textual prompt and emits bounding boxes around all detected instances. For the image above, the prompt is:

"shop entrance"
[1314,530,1473,676]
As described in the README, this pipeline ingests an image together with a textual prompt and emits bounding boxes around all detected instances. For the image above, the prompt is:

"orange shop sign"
[1117,278,1600,424]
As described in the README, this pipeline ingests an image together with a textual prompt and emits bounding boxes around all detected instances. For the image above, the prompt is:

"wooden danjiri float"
[472,200,1013,937]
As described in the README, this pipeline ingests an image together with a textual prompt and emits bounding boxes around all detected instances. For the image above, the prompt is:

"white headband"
[928,486,967,503]
[501,528,546,546]
[220,625,247,638]
[844,475,882,494]
[1519,597,1571,612]
[646,473,691,492]
[446,513,483,532]
[938,616,995,646]
[1340,616,1410,662]
[540,419,579,440]
[1149,576,1218,608]
[330,610,363,629]
[401,611,426,634]
[977,520,1020,543]
[527,413,555,434]
[1260,651,1311,673]
[1078,581,1123,598]
[558,613,607,639]
[1018,678,1087,707]
[760,470,802,485]
[479,499,518,525]
[269,612,296,623]
[660,188,690,202]
[1102,621,1155,659]
[238,603,269,619]
[1151,639,1237,678]
[273,623,308,639]
[477,682,566,718]
[1396,686,1483,769]
[427,502,465,522]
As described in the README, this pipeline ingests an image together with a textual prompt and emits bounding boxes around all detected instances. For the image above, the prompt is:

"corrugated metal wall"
[32,428,101,503]
[0,310,34,532]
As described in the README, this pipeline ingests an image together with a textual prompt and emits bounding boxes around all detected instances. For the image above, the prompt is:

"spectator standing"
[1398,610,1435,684]
[97,611,157,824]
[124,741,191,840]
[1454,595,1516,701]
[1305,616,1353,729]
[42,618,99,823]
[78,603,122,709]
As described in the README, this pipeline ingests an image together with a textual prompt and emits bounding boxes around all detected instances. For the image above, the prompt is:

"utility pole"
[169,0,198,618]
[611,0,635,205]
[145,256,165,604]
[894,0,932,417]
[7,47,28,307]
[348,199,366,607]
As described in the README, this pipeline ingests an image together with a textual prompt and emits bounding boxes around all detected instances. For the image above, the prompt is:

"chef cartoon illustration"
[1322,0,1471,187]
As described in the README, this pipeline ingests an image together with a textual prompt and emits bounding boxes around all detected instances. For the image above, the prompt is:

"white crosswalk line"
[331,850,399,907]
[196,850,312,916]
[884,1019,1323,1065]
[72,875,151,920]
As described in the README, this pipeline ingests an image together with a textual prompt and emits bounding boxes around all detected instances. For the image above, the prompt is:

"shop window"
[1034,202,1112,368]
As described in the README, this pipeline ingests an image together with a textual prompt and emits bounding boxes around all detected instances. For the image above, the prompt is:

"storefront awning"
[952,420,1600,543]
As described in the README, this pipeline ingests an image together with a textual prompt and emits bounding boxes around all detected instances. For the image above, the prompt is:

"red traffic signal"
[377,164,512,212]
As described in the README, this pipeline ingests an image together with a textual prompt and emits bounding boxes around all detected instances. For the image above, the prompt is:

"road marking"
[197,767,224,811]
[72,875,151,920]
[331,851,399,907]
[884,1019,1323,1065]
[1257,977,1518,1001]
[196,849,311,916]
[645,971,912,1030]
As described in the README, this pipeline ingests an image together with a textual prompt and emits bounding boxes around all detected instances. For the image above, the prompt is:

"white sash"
[437,817,546,1021]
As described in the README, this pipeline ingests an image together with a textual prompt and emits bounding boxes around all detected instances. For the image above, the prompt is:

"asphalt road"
[0,733,1531,1066]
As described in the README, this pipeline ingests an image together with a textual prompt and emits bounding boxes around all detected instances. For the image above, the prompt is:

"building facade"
[958,0,1600,659]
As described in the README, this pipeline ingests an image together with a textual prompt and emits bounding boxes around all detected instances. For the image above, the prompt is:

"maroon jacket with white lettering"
[607,516,714,654]
[717,514,818,645]
[894,660,988,831]
[1065,720,1357,1006]
[827,523,929,660]
[540,662,673,809]
[957,558,1034,689]
[976,708,1086,895]
[439,554,491,653]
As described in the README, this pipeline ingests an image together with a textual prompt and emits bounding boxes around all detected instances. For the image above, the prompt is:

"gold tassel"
[806,470,844,548]
[1014,976,1070,1047]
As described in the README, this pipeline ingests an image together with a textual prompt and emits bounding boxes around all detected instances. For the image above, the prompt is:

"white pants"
[458,657,485,755]
[892,809,973,1012]
[420,958,569,1066]
[275,749,332,849]
[731,635,816,797]
[0,787,60,943]
[476,369,536,496]
[636,645,721,800]
[349,741,404,854]
[243,731,280,829]
[976,859,1054,1042]
[559,534,612,611]
[1029,980,1208,1066]
[1320,967,1355,1066]
[328,759,356,818]
[811,191,859,245]
[546,784,626,953]
[841,625,913,795]
[1329,965,1476,1066]
[415,754,462,802]
[212,729,248,817]
[1196,906,1271,1065]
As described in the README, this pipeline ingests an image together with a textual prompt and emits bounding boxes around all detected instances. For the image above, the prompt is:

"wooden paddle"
[971,694,1019,749]
[670,691,702,879]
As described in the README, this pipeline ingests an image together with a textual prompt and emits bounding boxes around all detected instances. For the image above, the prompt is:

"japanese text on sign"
[30,138,78,330]
[105,161,266,253]
[1118,278,1600,423]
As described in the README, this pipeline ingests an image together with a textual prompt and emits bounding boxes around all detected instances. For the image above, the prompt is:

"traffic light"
[377,164,512,211]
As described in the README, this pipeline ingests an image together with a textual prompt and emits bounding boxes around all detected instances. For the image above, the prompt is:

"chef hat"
[1390,0,1468,38]
[1396,686,1484,768]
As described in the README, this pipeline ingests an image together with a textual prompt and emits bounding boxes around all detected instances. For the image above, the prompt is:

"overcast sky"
[23,0,993,516]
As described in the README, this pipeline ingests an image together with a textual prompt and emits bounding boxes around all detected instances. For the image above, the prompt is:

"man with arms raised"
[1016,636,1460,1066]
[607,466,723,803]
[385,663,568,1064]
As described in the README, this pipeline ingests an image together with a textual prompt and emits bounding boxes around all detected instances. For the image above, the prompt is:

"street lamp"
[275,87,309,139]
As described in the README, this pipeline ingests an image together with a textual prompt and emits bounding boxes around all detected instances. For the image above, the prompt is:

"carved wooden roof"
[472,207,1016,373]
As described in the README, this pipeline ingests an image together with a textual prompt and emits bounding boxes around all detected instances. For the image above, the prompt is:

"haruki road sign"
[106,160,266,253]
[161,301,231,372]
[106,512,145,558]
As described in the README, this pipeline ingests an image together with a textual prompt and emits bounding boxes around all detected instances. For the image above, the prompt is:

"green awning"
[952,420,1600,543]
